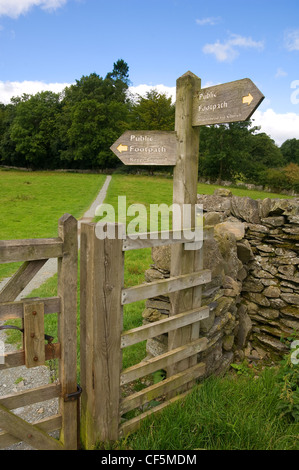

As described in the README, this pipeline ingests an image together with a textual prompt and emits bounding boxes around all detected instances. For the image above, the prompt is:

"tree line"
[0,59,298,191]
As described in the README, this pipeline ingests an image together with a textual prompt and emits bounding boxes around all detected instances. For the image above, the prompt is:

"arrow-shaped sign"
[192,78,264,126]
[110,131,178,166]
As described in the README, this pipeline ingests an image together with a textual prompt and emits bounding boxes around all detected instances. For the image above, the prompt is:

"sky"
[0,0,299,146]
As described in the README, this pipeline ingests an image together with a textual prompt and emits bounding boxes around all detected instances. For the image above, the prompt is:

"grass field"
[0,171,292,245]
[1,170,298,450]
[0,170,106,280]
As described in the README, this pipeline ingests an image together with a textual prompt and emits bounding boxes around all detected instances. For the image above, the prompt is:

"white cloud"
[0,0,67,18]
[196,17,222,26]
[275,68,288,78]
[0,80,71,103]
[129,81,214,103]
[252,109,299,146]
[203,40,239,62]
[284,29,299,51]
[129,84,176,103]
[203,33,264,62]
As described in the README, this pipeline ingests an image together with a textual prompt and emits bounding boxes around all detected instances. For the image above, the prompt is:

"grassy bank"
[114,368,299,450]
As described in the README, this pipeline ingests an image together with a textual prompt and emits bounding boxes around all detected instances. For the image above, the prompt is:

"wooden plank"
[0,296,61,321]
[0,403,63,450]
[168,71,202,386]
[0,260,47,303]
[122,226,214,251]
[0,414,62,449]
[0,343,60,370]
[57,213,78,450]
[120,362,205,414]
[0,238,63,264]
[121,269,211,305]
[121,306,209,348]
[80,222,124,447]
[119,390,192,438]
[120,337,207,385]
[23,302,46,368]
[0,383,61,410]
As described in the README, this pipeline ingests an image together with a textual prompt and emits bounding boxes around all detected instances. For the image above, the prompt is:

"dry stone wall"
[141,190,299,377]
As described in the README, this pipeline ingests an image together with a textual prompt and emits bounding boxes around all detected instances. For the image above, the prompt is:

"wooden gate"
[80,222,213,448]
[0,214,78,450]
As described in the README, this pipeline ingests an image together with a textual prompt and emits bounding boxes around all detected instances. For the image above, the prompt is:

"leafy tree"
[59,61,130,168]
[129,90,175,131]
[244,132,284,182]
[199,122,254,182]
[198,121,284,183]
[106,59,130,95]
[283,162,299,191]
[9,91,62,168]
[0,101,25,166]
[280,138,299,164]
[259,162,299,192]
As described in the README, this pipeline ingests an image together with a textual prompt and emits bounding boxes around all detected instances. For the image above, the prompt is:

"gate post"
[57,214,78,450]
[80,223,124,449]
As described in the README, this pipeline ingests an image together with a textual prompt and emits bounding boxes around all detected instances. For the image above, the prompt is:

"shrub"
[259,163,299,192]
[275,342,299,423]
[259,167,289,190]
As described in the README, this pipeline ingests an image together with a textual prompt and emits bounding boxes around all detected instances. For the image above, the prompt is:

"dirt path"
[0,175,112,450]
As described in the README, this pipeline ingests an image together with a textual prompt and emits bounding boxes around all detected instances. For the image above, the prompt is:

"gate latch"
[0,324,54,343]
[63,384,82,402]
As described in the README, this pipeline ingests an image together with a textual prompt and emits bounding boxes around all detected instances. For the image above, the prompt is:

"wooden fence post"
[57,213,78,450]
[80,223,124,448]
[168,71,202,382]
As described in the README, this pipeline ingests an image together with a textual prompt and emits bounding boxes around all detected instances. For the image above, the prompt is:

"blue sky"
[0,0,299,145]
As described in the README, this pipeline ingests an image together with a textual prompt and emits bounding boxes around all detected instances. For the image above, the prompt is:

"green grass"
[0,170,106,280]
[197,181,292,200]
[113,369,299,450]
